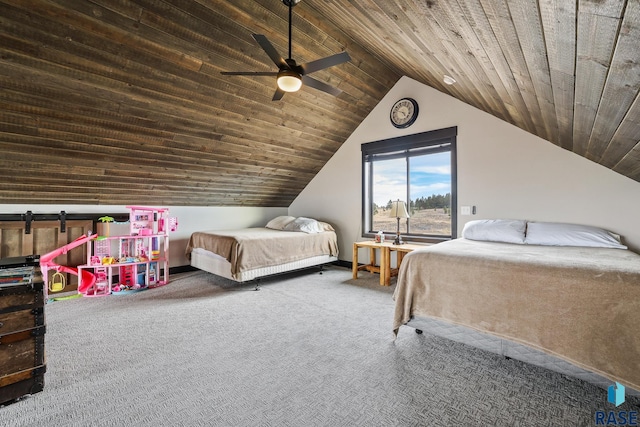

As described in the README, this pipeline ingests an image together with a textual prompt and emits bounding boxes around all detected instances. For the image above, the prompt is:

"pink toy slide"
[40,234,97,294]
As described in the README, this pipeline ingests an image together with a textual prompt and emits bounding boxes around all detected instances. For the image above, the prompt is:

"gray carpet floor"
[1,265,638,426]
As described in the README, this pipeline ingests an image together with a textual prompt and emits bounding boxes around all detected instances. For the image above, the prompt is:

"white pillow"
[317,221,335,232]
[525,222,627,249]
[265,216,296,230]
[462,219,526,244]
[283,217,323,234]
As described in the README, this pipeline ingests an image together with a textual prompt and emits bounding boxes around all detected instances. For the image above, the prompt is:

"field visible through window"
[373,207,451,236]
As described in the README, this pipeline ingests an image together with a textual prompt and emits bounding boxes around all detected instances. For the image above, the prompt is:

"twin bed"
[393,220,640,396]
[185,216,338,282]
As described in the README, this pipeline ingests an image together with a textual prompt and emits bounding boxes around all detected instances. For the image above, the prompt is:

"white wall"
[0,204,287,267]
[290,76,640,259]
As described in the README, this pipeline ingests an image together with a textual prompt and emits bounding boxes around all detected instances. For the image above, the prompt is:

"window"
[361,127,457,243]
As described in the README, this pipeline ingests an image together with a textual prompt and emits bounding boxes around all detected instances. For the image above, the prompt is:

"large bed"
[393,220,640,396]
[185,216,339,282]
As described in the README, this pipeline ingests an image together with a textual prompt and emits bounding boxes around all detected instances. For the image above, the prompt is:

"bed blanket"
[393,238,640,391]
[186,228,338,275]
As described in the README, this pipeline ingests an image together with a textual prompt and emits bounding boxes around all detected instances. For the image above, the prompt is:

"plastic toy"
[98,216,115,236]
[49,272,66,293]
[38,207,179,298]
[75,206,176,296]
[39,233,98,299]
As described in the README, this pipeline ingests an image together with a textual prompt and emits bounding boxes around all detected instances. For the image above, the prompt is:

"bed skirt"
[190,248,338,282]
[405,316,640,397]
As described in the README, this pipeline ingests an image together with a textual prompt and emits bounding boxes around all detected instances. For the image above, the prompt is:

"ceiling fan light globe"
[277,72,302,92]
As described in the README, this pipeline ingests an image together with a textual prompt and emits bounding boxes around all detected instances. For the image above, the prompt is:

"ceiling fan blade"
[252,34,289,70]
[220,71,278,76]
[300,51,351,75]
[272,87,286,101]
[301,75,342,97]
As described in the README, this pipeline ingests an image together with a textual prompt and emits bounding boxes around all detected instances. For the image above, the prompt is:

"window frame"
[361,126,457,244]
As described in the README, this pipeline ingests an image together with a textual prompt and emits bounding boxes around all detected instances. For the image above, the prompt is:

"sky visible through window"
[373,151,451,206]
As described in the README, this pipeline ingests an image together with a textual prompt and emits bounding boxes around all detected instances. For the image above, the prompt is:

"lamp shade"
[277,70,302,92]
[389,200,410,219]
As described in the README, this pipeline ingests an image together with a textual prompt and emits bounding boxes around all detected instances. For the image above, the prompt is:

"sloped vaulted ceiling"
[0,0,639,206]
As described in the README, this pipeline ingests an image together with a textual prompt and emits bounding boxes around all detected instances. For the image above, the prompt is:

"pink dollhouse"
[77,206,177,297]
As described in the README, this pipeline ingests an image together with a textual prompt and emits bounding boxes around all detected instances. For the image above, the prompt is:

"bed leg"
[318,265,324,275]
[254,278,261,291]
[415,329,423,335]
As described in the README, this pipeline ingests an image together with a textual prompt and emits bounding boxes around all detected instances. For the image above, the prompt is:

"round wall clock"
[390,98,419,128]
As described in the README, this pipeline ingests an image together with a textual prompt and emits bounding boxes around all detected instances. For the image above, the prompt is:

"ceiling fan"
[221,0,351,101]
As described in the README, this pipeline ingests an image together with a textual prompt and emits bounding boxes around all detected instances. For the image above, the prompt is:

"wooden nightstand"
[352,241,426,286]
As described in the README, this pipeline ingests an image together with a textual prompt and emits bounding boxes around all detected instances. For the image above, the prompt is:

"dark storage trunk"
[0,255,46,405]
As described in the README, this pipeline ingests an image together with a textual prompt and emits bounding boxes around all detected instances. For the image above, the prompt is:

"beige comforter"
[185,228,338,275]
[393,238,640,391]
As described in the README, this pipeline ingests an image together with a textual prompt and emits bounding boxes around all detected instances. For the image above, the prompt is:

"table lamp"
[389,199,410,245]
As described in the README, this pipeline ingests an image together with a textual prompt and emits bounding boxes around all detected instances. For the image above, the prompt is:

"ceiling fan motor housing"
[284,58,303,75]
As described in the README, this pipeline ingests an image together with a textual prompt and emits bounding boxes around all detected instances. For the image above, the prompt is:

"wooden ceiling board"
[0,0,639,207]
[587,0,640,164]
[608,96,640,176]
[479,0,548,136]
[416,1,513,121]
[573,7,622,156]
[625,147,640,180]
[539,0,576,149]
[453,0,532,132]
[507,0,559,143]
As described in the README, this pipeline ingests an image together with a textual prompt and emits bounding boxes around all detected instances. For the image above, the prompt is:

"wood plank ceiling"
[0,0,639,206]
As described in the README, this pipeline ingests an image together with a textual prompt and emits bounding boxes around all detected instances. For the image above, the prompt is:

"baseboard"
[331,259,352,269]
[169,265,199,275]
